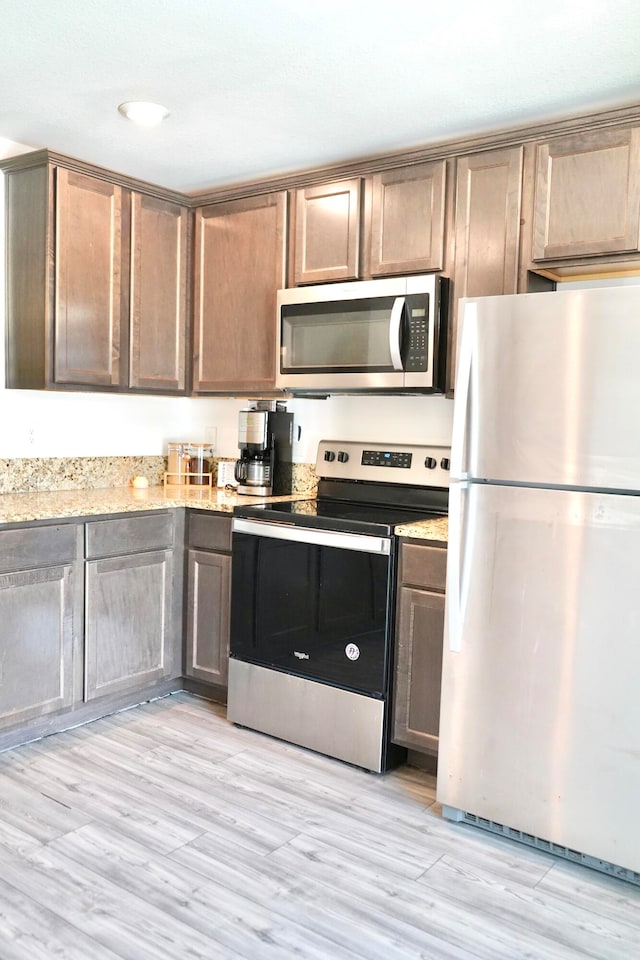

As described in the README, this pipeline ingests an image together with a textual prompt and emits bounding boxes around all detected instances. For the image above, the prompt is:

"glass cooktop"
[233,497,442,536]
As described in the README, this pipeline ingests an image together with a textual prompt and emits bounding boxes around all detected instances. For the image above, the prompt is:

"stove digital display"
[361,450,412,468]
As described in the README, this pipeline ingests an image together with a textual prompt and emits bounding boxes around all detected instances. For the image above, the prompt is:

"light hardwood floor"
[0,692,638,959]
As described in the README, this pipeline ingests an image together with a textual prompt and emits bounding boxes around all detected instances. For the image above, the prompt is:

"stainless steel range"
[227,439,450,772]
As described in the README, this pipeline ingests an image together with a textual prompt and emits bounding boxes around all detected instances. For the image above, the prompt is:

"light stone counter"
[0,485,308,526]
[395,516,448,543]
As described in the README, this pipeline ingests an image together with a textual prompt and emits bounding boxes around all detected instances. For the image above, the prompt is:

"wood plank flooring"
[0,692,639,959]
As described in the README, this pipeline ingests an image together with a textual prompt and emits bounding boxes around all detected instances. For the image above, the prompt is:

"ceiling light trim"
[118,101,170,127]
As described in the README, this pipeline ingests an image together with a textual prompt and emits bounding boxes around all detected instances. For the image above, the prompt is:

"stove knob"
[424,456,437,469]
[324,450,336,462]
[337,451,349,463]
[440,457,451,470]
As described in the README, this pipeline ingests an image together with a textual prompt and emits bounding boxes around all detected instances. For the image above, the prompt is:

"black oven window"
[230,534,392,697]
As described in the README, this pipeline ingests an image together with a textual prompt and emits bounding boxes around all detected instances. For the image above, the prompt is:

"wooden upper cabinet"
[368,161,446,276]
[454,146,523,300]
[129,193,188,392]
[293,178,361,284]
[2,151,189,394]
[193,192,287,394]
[450,147,523,393]
[54,168,125,387]
[532,126,640,261]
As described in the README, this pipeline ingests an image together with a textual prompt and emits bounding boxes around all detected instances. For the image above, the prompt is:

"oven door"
[230,518,394,697]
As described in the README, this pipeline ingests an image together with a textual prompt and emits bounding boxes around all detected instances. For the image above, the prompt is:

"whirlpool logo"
[293,651,310,660]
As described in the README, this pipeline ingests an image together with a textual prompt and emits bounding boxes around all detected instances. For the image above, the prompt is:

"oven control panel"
[317,440,451,487]
[361,450,413,469]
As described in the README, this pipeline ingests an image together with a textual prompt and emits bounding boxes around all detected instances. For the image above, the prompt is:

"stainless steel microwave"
[276,274,448,394]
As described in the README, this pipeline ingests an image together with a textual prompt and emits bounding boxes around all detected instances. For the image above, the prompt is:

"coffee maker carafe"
[234,402,293,496]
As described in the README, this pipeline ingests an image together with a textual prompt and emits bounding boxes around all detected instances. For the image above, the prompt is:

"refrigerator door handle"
[446,480,473,653]
[450,302,478,482]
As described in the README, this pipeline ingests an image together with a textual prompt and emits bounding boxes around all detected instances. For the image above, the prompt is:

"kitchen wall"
[0,149,454,469]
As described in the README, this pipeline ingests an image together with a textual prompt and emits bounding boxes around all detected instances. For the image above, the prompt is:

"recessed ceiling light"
[118,101,170,127]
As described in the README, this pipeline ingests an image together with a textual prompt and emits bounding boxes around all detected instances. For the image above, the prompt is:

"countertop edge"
[0,487,308,526]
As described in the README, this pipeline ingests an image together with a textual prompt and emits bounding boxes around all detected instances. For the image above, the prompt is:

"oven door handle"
[232,517,391,555]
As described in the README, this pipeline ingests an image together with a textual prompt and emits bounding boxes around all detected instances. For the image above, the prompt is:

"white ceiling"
[2,0,640,194]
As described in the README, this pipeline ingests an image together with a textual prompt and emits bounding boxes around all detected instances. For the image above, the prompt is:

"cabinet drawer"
[400,542,447,592]
[86,512,174,559]
[188,512,232,552]
[0,523,78,573]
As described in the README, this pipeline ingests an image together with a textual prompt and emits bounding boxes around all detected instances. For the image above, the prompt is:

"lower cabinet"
[84,513,179,701]
[0,524,82,730]
[392,539,447,755]
[184,513,232,689]
[0,506,232,743]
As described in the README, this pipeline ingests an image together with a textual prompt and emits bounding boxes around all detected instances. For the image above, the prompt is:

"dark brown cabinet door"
[54,168,125,387]
[129,193,189,392]
[451,146,523,390]
[293,179,361,284]
[368,161,446,276]
[393,586,445,754]
[84,549,174,701]
[0,564,76,730]
[0,522,81,733]
[393,541,446,755]
[185,548,231,687]
[193,192,287,393]
[532,126,640,261]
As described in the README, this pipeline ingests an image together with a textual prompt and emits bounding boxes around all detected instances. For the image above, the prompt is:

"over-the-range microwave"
[275,274,449,395]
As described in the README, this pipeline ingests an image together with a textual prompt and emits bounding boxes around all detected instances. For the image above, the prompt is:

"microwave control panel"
[404,296,429,372]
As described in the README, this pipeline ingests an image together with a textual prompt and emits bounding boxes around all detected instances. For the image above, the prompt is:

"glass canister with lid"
[186,442,214,485]
[166,442,191,485]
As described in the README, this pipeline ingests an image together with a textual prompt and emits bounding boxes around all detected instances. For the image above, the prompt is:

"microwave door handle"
[389,297,405,371]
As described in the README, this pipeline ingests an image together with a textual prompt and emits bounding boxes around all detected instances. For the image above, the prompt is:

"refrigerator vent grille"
[462,812,640,887]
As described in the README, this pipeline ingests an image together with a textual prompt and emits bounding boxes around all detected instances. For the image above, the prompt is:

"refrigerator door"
[439,480,640,874]
[454,286,640,490]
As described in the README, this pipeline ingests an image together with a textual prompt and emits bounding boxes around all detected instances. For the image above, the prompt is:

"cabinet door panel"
[193,192,286,393]
[54,168,124,387]
[369,161,446,276]
[294,179,361,283]
[130,193,188,392]
[85,550,173,700]
[400,542,447,592]
[532,127,640,260]
[185,549,231,686]
[0,565,74,729]
[451,146,523,394]
[454,147,522,298]
[86,513,174,559]
[0,524,77,574]
[393,586,444,753]
[188,513,232,552]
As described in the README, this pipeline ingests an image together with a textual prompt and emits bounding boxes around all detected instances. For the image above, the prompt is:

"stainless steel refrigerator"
[437,285,640,881]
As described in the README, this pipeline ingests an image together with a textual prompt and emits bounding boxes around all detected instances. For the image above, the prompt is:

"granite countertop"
[0,485,306,525]
[395,516,448,543]
[0,484,449,542]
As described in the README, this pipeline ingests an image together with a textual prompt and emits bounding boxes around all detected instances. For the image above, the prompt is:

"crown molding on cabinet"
[3,102,640,209]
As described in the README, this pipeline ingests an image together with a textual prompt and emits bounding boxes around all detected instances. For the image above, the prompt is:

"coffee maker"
[234,401,293,496]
